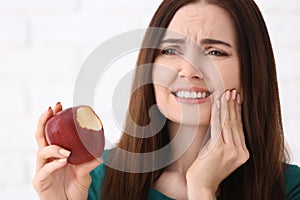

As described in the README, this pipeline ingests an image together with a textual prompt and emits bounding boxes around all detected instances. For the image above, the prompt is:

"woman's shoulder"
[284,164,300,200]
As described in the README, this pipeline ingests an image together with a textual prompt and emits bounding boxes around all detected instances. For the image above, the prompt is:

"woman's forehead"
[167,2,237,48]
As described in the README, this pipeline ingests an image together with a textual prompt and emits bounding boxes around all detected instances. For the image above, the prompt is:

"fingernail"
[232,90,237,100]
[59,149,71,157]
[216,100,221,109]
[48,107,52,112]
[56,102,61,106]
[58,158,67,163]
[226,91,231,101]
[237,94,241,104]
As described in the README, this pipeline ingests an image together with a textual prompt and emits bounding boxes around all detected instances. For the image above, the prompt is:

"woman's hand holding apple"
[32,103,102,200]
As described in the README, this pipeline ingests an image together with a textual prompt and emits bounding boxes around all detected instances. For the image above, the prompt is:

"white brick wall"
[0,0,299,199]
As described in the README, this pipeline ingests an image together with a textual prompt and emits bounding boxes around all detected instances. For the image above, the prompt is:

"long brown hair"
[100,0,289,199]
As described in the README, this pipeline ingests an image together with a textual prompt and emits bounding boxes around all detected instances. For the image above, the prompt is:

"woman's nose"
[178,60,204,80]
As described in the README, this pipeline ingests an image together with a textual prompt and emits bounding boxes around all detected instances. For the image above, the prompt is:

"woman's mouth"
[172,89,211,104]
[174,90,210,99]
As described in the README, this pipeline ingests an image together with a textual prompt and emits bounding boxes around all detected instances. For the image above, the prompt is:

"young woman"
[33,0,300,199]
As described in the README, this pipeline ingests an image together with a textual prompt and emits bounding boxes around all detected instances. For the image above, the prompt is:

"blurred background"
[0,0,299,199]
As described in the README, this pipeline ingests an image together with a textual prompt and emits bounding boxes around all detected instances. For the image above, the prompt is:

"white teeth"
[191,92,197,98]
[197,92,202,98]
[175,91,209,99]
[184,91,189,98]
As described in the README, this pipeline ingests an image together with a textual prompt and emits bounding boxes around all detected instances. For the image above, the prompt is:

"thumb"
[75,158,102,179]
[198,98,221,158]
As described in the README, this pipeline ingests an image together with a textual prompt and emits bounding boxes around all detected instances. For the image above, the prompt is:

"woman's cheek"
[217,60,241,91]
[152,64,178,89]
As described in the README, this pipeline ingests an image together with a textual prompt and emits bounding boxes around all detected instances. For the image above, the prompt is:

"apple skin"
[45,106,104,165]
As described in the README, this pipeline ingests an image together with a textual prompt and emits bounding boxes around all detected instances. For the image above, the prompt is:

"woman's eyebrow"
[160,38,233,48]
[160,38,185,44]
[201,38,232,48]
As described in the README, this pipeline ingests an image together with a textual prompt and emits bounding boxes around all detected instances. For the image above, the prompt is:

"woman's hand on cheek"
[186,90,249,199]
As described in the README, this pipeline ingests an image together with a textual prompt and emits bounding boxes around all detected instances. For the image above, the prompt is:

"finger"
[236,93,242,123]
[210,95,221,142]
[35,158,68,181]
[74,158,102,179]
[71,159,102,188]
[229,90,241,147]
[67,159,102,195]
[236,93,247,150]
[200,98,222,158]
[36,145,71,172]
[35,107,53,148]
[222,90,234,145]
[53,102,63,115]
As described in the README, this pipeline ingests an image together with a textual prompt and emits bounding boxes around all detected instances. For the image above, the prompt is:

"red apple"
[45,105,104,164]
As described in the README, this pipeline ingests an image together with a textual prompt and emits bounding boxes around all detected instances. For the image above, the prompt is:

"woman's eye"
[161,48,178,55]
[207,50,228,56]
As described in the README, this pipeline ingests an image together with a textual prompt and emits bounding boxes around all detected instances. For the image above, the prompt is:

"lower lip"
[173,93,211,104]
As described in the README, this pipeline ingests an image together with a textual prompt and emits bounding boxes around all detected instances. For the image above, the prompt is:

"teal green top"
[88,164,300,200]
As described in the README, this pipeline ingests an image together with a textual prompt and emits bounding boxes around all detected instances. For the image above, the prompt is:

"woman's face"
[152,2,240,126]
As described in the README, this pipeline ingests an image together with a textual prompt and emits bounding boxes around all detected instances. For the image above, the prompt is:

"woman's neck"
[166,121,209,175]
